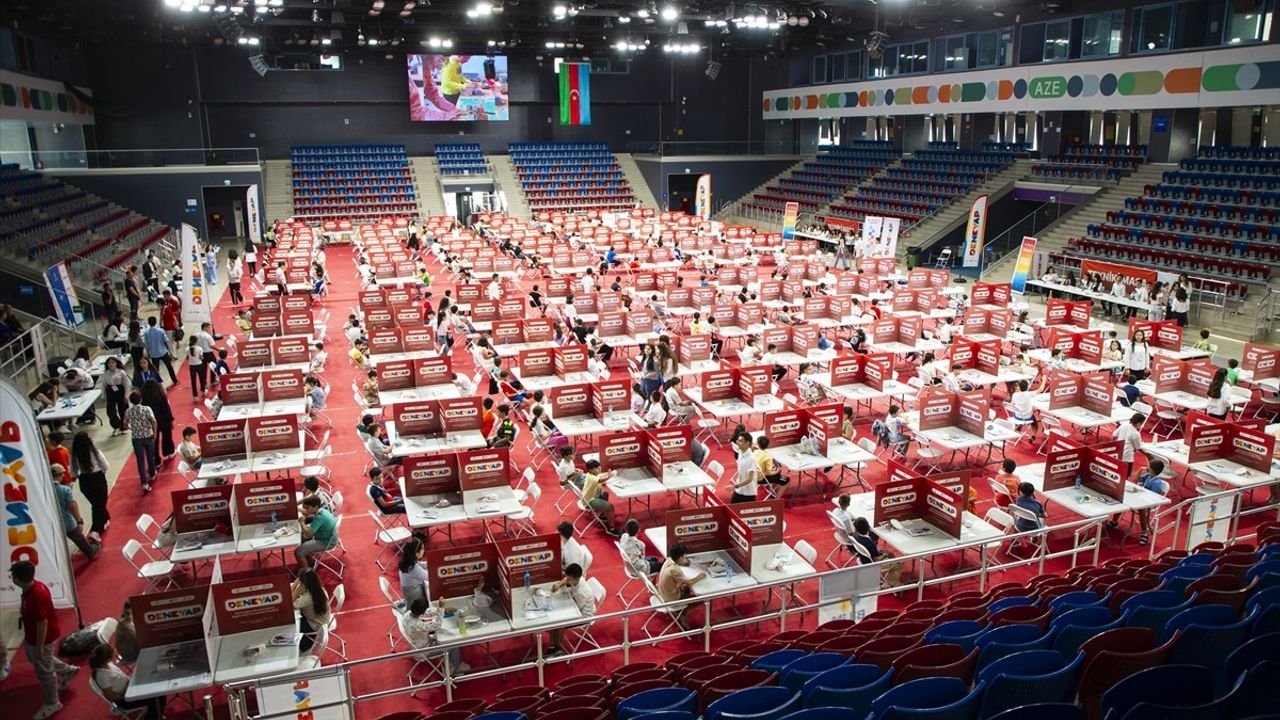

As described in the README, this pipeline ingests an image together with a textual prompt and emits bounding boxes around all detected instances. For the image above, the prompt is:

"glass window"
[943,36,967,70]
[846,51,864,80]
[1043,20,1070,61]
[976,31,997,67]
[812,55,828,84]
[1081,10,1123,57]
[1136,5,1175,52]
[1225,3,1268,43]
[830,52,847,82]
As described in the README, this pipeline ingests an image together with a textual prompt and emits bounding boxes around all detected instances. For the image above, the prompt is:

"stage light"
[618,15,630,23]
[213,3,228,11]
[636,8,649,18]
[164,0,182,7]
[661,5,678,21]
[552,4,567,18]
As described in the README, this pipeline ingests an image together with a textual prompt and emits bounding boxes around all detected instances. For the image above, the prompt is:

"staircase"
[715,157,812,220]
[261,159,294,221]
[983,164,1168,279]
[887,159,1032,263]
[614,154,659,210]
[488,154,531,220]
[408,156,449,219]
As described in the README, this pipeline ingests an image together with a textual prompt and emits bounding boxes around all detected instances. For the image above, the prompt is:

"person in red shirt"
[44,431,69,473]
[159,290,182,339]
[480,397,496,437]
[13,561,78,718]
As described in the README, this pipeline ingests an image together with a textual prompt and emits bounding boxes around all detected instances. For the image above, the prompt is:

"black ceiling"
[1,0,1076,57]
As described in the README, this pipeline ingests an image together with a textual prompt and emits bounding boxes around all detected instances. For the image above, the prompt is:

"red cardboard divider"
[130,587,210,649]
[211,574,295,635]
[402,453,460,496]
[665,506,728,555]
[234,478,298,526]
[199,420,247,460]
[171,486,233,534]
[246,414,300,454]
[427,542,499,600]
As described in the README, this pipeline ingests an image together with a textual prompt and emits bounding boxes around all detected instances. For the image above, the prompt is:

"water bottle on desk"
[726,563,733,586]
[1074,473,1083,493]
[269,511,278,531]
[523,570,531,592]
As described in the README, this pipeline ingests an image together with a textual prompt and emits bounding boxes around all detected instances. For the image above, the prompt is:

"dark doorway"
[667,174,698,214]
[201,185,251,244]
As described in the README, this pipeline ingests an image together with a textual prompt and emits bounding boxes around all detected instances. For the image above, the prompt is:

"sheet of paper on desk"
[249,537,276,549]
[419,509,439,519]
[269,634,300,646]
[476,504,499,514]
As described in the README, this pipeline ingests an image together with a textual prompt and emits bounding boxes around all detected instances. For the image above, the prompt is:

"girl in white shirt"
[1205,368,1231,419]
[1125,330,1153,378]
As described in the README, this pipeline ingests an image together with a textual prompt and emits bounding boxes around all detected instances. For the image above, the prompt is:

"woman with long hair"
[291,568,331,652]
[1125,330,1152,380]
[1205,367,1230,420]
[70,431,111,542]
[397,538,429,605]
[140,379,176,459]
[135,356,162,386]
[639,344,661,398]
[100,356,131,435]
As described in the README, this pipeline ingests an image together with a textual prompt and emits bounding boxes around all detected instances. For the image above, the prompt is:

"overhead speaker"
[249,54,270,77]
[705,60,721,80]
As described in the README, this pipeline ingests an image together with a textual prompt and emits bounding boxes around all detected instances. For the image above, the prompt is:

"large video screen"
[407,54,509,122]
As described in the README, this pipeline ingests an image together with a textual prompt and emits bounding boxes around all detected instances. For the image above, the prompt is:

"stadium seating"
[1061,146,1280,291]
[508,142,635,212]
[827,144,1013,228]
[436,143,488,176]
[1031,145,1146,183]
[0,163,173,281]
[433,543,1280,720]
[741,141,900,218]
[290,144,417,221]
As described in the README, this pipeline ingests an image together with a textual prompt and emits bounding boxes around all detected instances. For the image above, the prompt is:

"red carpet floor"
[1,240,1249,720]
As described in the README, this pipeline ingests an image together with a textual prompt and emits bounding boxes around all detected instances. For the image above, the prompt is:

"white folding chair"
[89,676,147,720]
[310,515,346,578]
[122,539,177,592]
[615,540,651,609]
[508,482,542,537]
[321,584,348,661]
[824,510,855,569]
[911,435,945,473]
[378,576,408,650]
[983,507,1017,558]
[367,510,413,572]
[134,513,171,557]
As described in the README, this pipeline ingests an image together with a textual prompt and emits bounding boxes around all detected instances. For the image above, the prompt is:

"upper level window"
[1135,4,1175,51]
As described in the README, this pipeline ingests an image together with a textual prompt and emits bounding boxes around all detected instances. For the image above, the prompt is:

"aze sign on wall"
[762,44,1279,119]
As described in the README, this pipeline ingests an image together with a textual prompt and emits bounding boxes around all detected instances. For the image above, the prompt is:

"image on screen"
[407,54,509,122]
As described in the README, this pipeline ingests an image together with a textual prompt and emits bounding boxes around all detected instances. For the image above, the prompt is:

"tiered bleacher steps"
[614,154,659,211]
[741,142,902,220]
[984,164,1167,279]
[508,142,635,213]
[716,157,810,220]
[0,163,174,287]
[488,154,531,219]
[290,144,418,221]
[408,156,448,219]
[261,158,294,221]
[827,143,1017,232]
[882,158,1029,262]
[1030,143,1149,184]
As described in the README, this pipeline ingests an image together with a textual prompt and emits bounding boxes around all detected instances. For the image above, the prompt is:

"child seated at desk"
[177,426,202,470]
[88,644,166,720]
[367,467,406,514]
[851,517,903,587]
[581,459,620,536]
[530,407,568,453]
[402,598,469,674]
[546,564,598,657]
[1012,482,1047,544]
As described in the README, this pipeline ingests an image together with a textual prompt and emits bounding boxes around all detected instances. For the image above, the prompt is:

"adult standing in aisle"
[142,317,179,386]
[227,249,244,306]
[124,265,141,319]
[12,560,79,719]
[70,431,111,543]
[99,356,130,435]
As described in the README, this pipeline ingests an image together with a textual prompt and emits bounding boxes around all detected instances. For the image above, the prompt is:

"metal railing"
[626,140,815,157]
[0,314,102,392]
[1147,480,1280,559]
[11,147,261,170]
[980,180,1090,278]
[1251,288,1280,341]
[224,511,1129,720]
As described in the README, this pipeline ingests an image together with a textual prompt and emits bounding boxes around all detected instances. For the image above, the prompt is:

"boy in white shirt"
[731,433,760,503]
[557,521,587,569]
[309,342,328,374]
[485,274,503,300]
[547,563,596,656]
[1114,412,1146,476]
[739,337,761,366]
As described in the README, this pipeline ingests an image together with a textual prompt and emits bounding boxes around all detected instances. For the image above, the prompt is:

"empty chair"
[987,604,1052,632]
[616,687,697,720]
[683,663,743,690]
[866,676,972,720]
[986,705,1081,720]
[777,708,861,720]
[1119,590,1195,642]
[1226,632,1280,681]
[802,664,893,715]
[1098,665,1217,720]
[1160,564,1213,594]
[706,686,800,720]
[1077,627,1178,719]
[924,621,987,653]
[978,650,1083,719]
[752,649,809,676]
[472,714,528,720]
[987,596,1035,613]
[625,714,694,720]
[538,697,604,718]
[436,699,486,716]
[892,644,979,686]
[856,635,923,671]
[1224,660,1280,718]
[778,653,846,694]
[614,662,662,683]
[667,652,717,671]
[1049,607,1122,657]
[975,624,1048,669]
[731,642,790,664]
[1167,606,1257,672]
[700,670,776,711]
[1047,590,1104,614]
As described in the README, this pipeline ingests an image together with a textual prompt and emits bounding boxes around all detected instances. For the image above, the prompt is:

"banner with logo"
[1010,236,1037,295]
[1079,258,1157,289]
[962,195,989,268]
[181,223,213,326]
[781,201,799,240]
[246,184,262,245]
[256,667,352,720]
[0,378,77,609]
[694,174,712,220]
[43,262,84,328]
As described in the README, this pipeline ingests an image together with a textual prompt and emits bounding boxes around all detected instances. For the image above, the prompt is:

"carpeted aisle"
[1,238,1252,720]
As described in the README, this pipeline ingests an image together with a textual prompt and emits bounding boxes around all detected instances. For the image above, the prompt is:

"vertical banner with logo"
[245,184,262,245]
[0,378,78,609]
[876,217,901,259]
[1009,236,1037,295]
[43,262,84,328]
[181,223,213,326]
[256,667,352,720]
[781,201,799,240]
[961,194,989,268]
[694,174,712,220]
